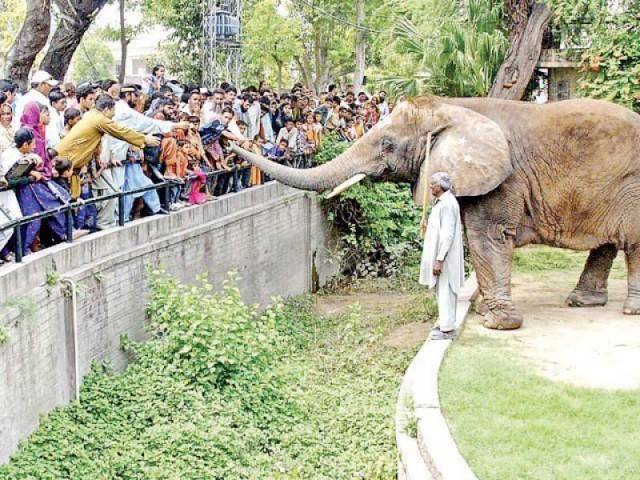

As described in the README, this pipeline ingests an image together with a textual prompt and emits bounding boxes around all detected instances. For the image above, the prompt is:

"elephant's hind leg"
[623,244,640,315]
[566,244,617,307]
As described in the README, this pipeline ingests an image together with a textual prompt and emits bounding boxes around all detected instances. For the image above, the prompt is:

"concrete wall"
[0,183,337,464]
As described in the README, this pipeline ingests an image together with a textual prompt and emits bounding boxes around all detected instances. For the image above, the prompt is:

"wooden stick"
[419,131,433,239]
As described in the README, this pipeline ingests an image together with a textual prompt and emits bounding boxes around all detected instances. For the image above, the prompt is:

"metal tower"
[202,0,243,89]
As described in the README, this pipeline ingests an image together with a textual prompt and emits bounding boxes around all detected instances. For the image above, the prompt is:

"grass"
[512,245,626,279]
[439,246,637,480]
[439,334,640,480]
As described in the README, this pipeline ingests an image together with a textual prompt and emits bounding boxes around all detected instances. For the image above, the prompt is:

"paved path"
[467,270,640,390]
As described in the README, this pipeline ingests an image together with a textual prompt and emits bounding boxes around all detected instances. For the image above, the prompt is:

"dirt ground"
[467,271,640,390]
[313,291,431,351]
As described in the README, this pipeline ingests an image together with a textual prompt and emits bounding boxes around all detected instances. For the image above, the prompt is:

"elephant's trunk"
[230,140,376,192]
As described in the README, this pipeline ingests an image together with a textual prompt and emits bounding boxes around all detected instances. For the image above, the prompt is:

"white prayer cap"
[430,172,452,191]
[31,70,59,87]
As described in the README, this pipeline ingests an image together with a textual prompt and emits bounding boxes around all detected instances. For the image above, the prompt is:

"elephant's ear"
[413,104,512,205]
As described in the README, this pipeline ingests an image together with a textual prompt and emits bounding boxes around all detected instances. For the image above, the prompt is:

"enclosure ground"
[440,247,640,480]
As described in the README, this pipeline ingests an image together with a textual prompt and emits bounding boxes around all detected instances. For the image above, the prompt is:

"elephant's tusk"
[326,174,367,199]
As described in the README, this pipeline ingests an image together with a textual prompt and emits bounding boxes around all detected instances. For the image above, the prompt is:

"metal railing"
[0,166,252,263]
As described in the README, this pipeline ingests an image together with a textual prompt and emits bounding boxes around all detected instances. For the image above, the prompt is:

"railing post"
[65,207,73,243]
[162,182,171,210]
[232,168,239,193]
[13,225,22,263]
[118,195,125,227]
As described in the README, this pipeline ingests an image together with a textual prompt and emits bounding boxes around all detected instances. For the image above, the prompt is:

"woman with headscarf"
[17,102,85,255]
[0,104,22,262]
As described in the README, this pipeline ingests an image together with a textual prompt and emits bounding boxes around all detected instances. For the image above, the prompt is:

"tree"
[243,0,303,91]
[101,0,146,83]
[39,0,110,80]
[70,33,115,83]
[374,0,508,98]
[3,0,51,88]
[0,0,26,74]
[575,1,640,111]
[143,0,203,84]
[488,0,551,99]
[353,0,366,92]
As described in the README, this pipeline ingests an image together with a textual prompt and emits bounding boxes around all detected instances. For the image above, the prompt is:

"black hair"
[158,85,173,95]
[284,116,294,124]
[0,80,18,94]
[241,93,253,102]
[155,98,175,109]
[95,94,115,112]
[152,65,165,76]
[49,90,66,104]
[236,119,248,128]
[0,92,6,105]
[14,128,35,148]
[76,85,95,101]
[221,106,234,115]
[224,86,237,94]
[37,102,49,113]
[55,158,72,174]
[328,84,337,92]
[212,88,225,96]
[102,79,118,90]
[64,108,81,125]
[219,81,231,90]
[245,85,258,93]
[180,92,190,104]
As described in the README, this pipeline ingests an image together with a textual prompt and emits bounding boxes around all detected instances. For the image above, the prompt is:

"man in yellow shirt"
[54,94,161,198]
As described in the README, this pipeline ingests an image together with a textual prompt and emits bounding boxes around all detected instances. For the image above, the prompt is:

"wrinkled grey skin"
[232,96,640,330]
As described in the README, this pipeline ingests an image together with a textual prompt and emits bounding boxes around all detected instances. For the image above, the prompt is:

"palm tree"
[376,0,508,98]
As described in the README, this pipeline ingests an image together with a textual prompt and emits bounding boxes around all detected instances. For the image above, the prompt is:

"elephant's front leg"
[623,244,640,315]
[466,225,523,330]
[566,244,617,307]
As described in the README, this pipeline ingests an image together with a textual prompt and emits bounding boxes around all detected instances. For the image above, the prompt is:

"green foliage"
[1,271,415,479]
[0,0,25,72]
[143,0,203,84]
[373,0,508,97]
[318,136,422,278]
[243,0,303,90]
[0,326,7,346]
[71,34,115,83]
[576,3,640,111]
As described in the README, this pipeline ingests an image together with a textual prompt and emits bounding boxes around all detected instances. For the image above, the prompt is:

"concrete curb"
[396,273,479,480]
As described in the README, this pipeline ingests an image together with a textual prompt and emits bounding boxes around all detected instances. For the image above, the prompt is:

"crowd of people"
[0,65,395,264]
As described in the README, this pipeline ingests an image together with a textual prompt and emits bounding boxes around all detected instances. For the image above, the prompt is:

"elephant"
[231,96,640,330]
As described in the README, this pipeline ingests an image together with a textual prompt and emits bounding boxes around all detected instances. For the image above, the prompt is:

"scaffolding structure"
[202,0,243,88]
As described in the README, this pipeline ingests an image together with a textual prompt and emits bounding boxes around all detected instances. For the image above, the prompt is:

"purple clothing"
[18,181,69,254]
[20,102,52,180]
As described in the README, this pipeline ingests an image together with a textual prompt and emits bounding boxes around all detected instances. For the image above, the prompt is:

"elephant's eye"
[381,137,394,154]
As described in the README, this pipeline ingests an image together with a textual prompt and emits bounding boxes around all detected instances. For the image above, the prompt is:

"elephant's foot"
[622,296,640,315]
[474,298,489,316]
[482,307,523,330]
[565,288,608,308]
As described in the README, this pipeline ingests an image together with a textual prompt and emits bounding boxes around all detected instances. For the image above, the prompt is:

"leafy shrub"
[0,271,414,479]
[318,135,423,278]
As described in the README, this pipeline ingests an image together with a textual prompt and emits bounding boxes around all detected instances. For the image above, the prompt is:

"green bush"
[318,135,423,278]
[0,271,413,479]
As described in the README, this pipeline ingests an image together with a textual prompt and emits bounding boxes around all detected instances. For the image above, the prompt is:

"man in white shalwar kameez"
[419,172,465,340]
[98,85,188,228]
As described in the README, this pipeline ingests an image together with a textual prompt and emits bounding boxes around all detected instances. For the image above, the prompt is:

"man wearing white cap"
[12,70,59,130]
[419,172,465,340]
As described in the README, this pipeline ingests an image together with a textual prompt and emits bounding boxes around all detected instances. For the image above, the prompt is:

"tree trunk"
[276,60,283,93]
[353,0,366,92]
[118,0,128,83]
[294,55,312,90]
[39,0,109,80]
[488,1,551,100]
[3,0,52,89]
